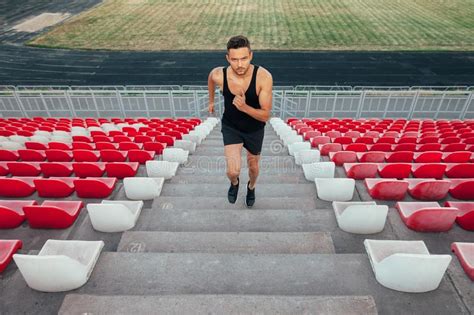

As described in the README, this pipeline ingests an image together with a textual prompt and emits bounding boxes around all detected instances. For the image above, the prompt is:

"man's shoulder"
[210,66,225,81]
[211,66,226,74]
[256,66,273,84]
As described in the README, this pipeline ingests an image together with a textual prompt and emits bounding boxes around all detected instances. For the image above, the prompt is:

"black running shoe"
[246,181,255,208]
[227,177,239,204]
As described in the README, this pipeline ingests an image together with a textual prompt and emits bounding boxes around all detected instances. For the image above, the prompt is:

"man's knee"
[227,169,240,178]
[248,162,259,174]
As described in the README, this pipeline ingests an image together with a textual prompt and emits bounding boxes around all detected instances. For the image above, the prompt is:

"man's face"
[226,47,253,76]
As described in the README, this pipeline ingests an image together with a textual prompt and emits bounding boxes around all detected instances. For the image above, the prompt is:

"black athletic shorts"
[221,123,265,155]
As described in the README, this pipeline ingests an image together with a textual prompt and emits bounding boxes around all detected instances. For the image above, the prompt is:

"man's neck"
[230,64,254,78]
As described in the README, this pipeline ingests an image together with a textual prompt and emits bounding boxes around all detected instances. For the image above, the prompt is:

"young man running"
[207,35,273,207]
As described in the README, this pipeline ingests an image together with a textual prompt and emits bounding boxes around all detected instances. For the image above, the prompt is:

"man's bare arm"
[207,67,220,113]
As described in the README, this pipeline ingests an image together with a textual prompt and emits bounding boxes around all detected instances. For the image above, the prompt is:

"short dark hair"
[227,35,251,51]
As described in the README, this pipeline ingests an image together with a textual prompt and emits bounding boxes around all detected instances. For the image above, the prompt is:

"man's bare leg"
[224,143,243,185]
[247,150,261,189]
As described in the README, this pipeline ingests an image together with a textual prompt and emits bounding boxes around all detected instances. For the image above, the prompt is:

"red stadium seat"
[95,142,119,150]
[72,162,106,177]
[354,136,374,144]
[18,149,46,162]
[440,137,460,144]
[7,162,41,176]
[344,131,361,138]
[34,177,76,198]
[72,150,100,162]
[155,127,171,133]
[310,136,330,147]
[0,200,37,228]
[418,137,439,144]
[329,151,357,166]
[72,142,95,150]
[378,163,412,179]
[105,162,139,179]
[0,149,19,161]
[40,162,73,177]
[442,143,467,152]
[417,143,441,152]
[413,151,443,163]
[393,143,416,152]
[397,137,417,144]
[113,135,132,143]
[0,177,36,197]
[445,163,474,178]
[451,243,474,280]
[24,142,48,150]
[376,137,396,145]
[344,163,378,179]
[385,151,414,163]
[356,151,385,163]
[445,202,474,231]
[396,202,459,232]
[128,150,155,164]
[91,130,107,137]
[407,179,451,200]
[411,163,446,179]
[45,149,73,162]
[74,177,117,198]
[325,131,341,138]
[134,135,153,143]
[23,200,83,229]
[442,151,471,163]
[449,179,474,200]
[155,135,175,147]
[100,150,127,162]
[118,142,143,151]
[143,142,167,155]
[343,143,368,152]
[365,179,409,200]
[0,240,22,273]
[333,136,352,145]
[164,131,182,140]
[72,136,92,143]
[318,143,342,156]
[369,143,392,152]
[48,142,72,150]
[92,136,112,143]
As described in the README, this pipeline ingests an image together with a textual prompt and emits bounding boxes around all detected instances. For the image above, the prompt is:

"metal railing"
[0,86,473,119]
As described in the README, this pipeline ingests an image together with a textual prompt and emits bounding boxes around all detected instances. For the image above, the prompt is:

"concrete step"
[167,173,308,184]
[160,183,315,198]
[117,231,335,254]
[151,196,318,210]
[185,155,296,165]
[59,294,377,315]
[133,208,334,232]
[199,139,286,148]
[194,146,291,156]
[59,253,464,314]
[205,134,281,141]
[177,166,302,176]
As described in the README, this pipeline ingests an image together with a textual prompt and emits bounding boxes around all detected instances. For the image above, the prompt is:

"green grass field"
[29,0,474,51]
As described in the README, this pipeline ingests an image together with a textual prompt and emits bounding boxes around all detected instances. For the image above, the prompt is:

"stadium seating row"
[343,162,474,179]
[316,143,474,154]
[330,150,474,165]
[0,176,116,198]
[0,148,160,162]
[0,161,138,178]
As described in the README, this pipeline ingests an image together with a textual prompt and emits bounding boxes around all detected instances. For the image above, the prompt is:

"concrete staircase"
[1,122,470,314]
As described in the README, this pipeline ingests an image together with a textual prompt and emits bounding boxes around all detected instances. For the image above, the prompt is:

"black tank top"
[222,65,266,133]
